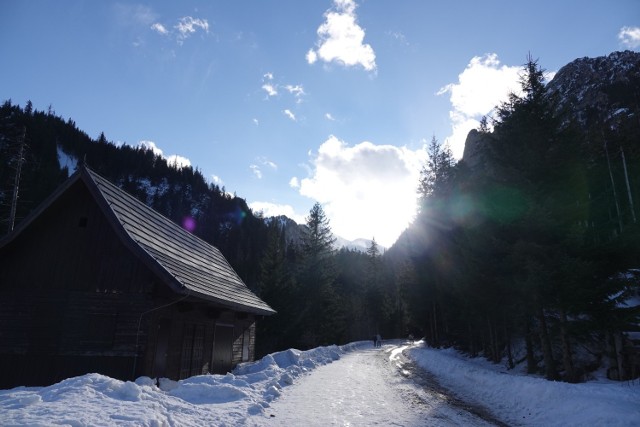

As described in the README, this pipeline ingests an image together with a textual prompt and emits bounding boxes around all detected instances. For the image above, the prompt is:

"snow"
[1,341,638,426]
[56,145,78,176]
[407,346,640,426]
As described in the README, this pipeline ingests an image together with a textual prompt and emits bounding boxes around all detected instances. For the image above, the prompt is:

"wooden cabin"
[0,166,275,389]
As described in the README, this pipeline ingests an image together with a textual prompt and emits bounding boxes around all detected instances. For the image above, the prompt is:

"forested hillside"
[387,51,640,382]
[0,100,270,287]
[0,99,396,357]
[2,51,639,381]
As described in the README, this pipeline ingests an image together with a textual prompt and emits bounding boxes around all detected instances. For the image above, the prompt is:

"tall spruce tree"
[298,203,343,347]
[418,136,455,207]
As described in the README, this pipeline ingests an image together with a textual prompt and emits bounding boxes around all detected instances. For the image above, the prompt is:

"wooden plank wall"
[0,180,263,387]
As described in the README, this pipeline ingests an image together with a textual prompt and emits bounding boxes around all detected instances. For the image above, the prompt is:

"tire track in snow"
[393,344,511,427]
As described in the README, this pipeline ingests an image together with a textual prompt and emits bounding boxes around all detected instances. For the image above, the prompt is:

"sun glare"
[328,190,417,248]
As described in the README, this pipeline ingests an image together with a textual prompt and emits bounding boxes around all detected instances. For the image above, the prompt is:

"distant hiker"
[372,335,377,347]
[376,334,382,347]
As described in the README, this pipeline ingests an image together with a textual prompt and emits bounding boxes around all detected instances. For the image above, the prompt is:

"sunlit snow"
[1,341,638,426]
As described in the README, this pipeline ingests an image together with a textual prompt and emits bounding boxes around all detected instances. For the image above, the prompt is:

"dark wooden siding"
[0,181,156,294]
[0,182,159,387]
[141,303,257,379]
[233,322,256,366]
[0,288,154,388]
[0,178,261,388]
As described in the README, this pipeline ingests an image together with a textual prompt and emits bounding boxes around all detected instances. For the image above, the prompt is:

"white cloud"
[285,84,305,97]
[307,0,376,72]
[138,140,164,156]
[619,26,640,49]
[175,16,209,44]
[248,202,305,223]
[166,155,191,169]
[438,53,522,159]
[149,16,208,45]
[289,177,300,188]
[250,164,262,179]
[253,118,259,126]
[136,140,191,169]
[211,175,223,185]
[306,49,318,65]
[266,160,277,170]
[150,23,168,35]
[260,74,306,104]
[297,135,425,247]
[262,73,306,103]
[249,158,277,180]
[325,113,335,121]
[283,109,296,121]
[262,83,278,97]
[258,157,278,170]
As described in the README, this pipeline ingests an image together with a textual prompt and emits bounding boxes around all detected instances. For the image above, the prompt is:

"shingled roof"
[4,166,275,316]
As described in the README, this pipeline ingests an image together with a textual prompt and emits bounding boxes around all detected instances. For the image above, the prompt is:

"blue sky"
[2,0,639,247]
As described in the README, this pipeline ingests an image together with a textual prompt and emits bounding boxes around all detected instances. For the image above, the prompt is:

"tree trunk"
[614,332,627,381]
[538,305,558,380]
[468,321,477,357]
[559,308,576,382]
[487,318,500,363]
[432,300,439,347]
[605,331,615,379]
[504,316,514,369]
[525,319,537,373]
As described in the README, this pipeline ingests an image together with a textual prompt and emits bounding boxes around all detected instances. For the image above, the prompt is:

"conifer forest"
[2,53,639,383]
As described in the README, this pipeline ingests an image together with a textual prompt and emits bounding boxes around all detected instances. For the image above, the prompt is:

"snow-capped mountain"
[266,215,385,253]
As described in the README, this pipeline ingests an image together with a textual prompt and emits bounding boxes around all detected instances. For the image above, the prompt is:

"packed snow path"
[255,343,497,426]
[2,340,637,426]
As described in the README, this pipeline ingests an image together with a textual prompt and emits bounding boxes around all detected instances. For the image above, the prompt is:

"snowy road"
[255,343,498,426]
[2,340,637,426]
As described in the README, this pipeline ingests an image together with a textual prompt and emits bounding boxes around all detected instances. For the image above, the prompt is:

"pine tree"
[302,202,336,259]
[297,202,343,347]
[418,136,455,205]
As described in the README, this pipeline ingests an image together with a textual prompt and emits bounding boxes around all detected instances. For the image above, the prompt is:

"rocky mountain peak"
[462,50,640,170]
[545,50,640,129]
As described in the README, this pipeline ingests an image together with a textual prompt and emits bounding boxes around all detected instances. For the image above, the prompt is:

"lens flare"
[182,216,197,233]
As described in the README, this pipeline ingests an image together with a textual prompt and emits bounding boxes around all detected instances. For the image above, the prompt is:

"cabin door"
[211,324,234,374]
[152,318,171,379]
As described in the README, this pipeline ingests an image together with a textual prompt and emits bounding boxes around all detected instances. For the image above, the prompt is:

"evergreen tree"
[418,136,455,206]
[365,238,386,335]
[297,203,343,347]
[255,220,298,356]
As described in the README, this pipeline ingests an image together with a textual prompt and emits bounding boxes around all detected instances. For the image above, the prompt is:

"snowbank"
[0,341,370,426]
[406,343,640,426]
[1,340,638,426]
